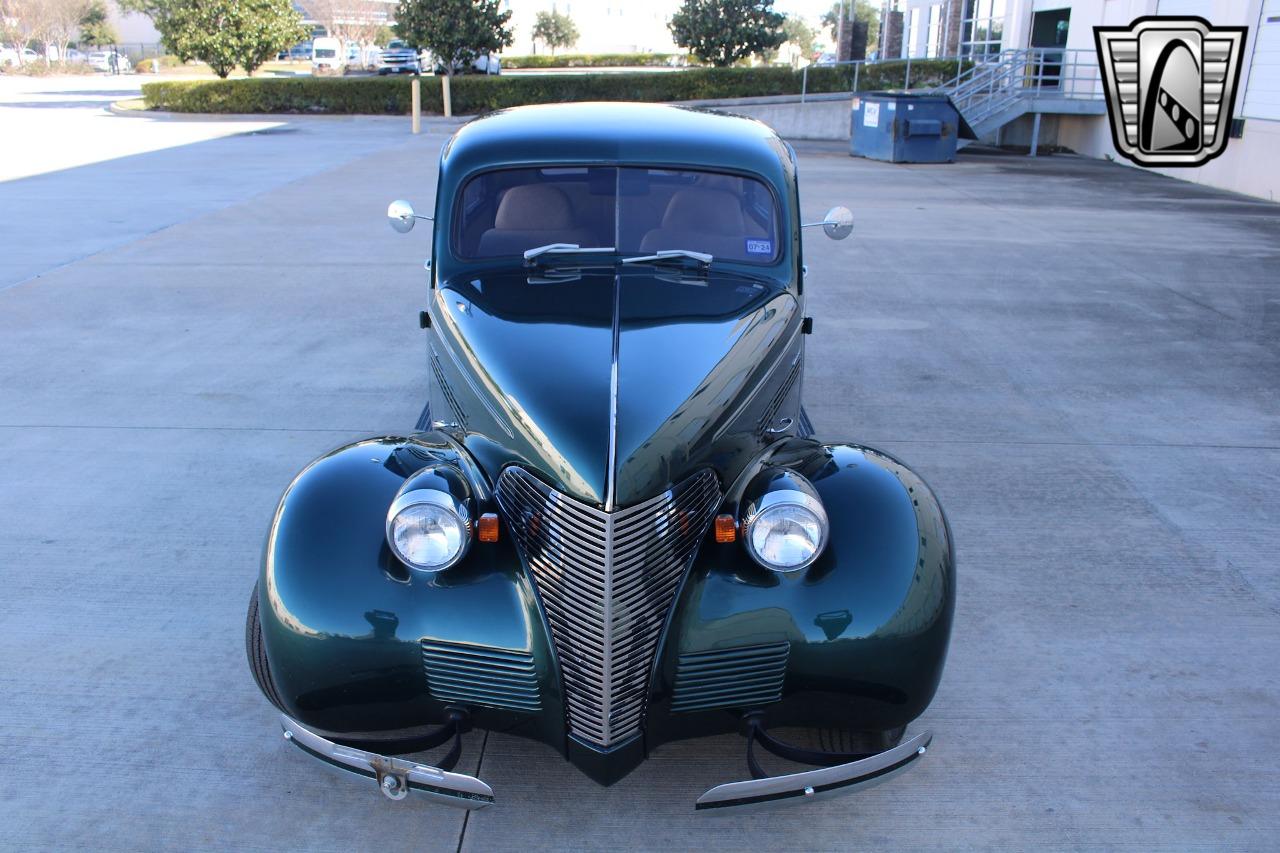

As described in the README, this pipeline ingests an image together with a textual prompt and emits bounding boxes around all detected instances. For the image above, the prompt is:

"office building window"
[926,3,942,58]
[961,0,1005,59]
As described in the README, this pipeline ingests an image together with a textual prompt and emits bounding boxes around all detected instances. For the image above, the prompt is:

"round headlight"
[386,488,471,572]
[743,489,828,572]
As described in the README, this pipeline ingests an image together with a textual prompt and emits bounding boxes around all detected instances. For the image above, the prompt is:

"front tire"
[245,583,286,712]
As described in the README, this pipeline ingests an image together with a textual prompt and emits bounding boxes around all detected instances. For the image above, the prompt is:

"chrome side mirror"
[821,206,854,240]
[801,206,854,240]
[388,199,430,233]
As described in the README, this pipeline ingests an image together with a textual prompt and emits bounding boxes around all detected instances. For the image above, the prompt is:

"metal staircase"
[933,48,1108,148]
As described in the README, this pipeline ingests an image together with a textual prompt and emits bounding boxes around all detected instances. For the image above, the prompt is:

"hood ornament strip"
[603,272,622,513]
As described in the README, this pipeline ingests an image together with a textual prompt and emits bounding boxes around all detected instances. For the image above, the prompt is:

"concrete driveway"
[1,82,1278,851]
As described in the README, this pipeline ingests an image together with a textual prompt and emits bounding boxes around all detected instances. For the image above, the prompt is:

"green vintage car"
[246,102,955,810]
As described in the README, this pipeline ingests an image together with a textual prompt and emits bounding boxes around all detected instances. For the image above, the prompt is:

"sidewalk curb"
[106,100,473,126]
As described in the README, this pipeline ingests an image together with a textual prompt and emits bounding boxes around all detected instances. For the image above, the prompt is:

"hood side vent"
[430,348,468,430]
[757,356,801,437]
[421,640,541,712]
[671,642,790,713]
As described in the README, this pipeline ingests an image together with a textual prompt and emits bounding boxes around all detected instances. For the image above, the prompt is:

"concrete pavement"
[1,87,1278,851]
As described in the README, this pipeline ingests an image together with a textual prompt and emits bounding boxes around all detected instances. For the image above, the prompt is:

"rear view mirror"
[822,206,854,240]
[388,200,416,233]
[388,199,430,233]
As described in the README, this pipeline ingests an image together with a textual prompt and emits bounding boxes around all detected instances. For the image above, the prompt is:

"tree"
[17,0,90,64]
[393,0,512,77]
[78,0,117,47]
[781,15,813,55]
[45,0,86,61]
[120,0,307,77]
[0,0,22,53]
[669,0,785,68]
[305,0,391,50]
[821,1,878,55]
[531,9,576,55]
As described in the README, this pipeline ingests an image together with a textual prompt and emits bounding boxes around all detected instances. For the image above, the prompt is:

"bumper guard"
[695,730,932,811]
[279,714,494,809]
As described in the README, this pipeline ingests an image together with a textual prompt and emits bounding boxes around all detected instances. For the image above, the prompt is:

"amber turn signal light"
[478,512,500,543]
[714,514,737,543]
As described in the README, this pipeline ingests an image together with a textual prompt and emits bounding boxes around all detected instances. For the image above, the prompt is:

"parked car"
[311,36,345,75]
[246,102,955,810]
[87,51,130,72]
[433,52,500,75]
[3,47,40,66]
[377,39,420,75]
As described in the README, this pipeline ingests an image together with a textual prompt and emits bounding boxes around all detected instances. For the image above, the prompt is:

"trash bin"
[850,91,966,163]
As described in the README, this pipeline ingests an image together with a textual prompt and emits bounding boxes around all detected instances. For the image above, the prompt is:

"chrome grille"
[671,642,790,712]
[421,640,541,713]
[495,467,721,748]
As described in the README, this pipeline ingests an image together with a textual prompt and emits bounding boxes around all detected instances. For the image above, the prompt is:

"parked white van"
[311,37,345,75]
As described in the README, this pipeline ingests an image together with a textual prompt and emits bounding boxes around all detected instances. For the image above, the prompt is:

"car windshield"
[315,49,337,58]
[453,166,781,264]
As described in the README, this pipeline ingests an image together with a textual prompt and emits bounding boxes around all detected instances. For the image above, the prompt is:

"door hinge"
[801,317,814,335]
[419,310,432,329]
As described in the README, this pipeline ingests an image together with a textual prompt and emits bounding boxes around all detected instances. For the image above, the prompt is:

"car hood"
[434,266,798,508]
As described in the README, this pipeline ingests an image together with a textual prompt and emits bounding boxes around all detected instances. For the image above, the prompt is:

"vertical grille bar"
[495,467,720,748]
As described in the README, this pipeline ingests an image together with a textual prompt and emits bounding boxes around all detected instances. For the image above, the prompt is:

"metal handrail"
[795,48,1103,131]
[799,54,975,102]
[932,48,1103,128]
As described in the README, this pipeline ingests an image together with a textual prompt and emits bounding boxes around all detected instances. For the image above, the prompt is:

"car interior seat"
[638,188,768,260]
[476,184,595,257]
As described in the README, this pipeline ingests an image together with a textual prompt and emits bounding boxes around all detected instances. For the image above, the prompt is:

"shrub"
[3,60,95,76]
[501,53,682,69]
[141,60,969,114]
[134,54,185,73]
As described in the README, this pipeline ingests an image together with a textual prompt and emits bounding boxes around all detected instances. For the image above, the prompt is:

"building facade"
[879,0,1278,200]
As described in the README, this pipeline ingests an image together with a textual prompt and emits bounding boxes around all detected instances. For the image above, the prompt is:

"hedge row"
[141,60,968,114]
[500,52,682,69]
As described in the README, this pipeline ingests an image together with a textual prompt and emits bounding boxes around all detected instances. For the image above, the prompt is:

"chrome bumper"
[279,714,494,809]
[695,731,933,811]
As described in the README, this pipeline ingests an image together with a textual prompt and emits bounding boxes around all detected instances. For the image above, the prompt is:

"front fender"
[258,434,564,746]
[648,441,955,743]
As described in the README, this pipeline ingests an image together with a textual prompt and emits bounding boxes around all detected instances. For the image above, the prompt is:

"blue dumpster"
[850,91,967,163]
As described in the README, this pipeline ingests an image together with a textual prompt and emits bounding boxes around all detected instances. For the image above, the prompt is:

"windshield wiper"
[620,249,714,267]
[523,243,616,263]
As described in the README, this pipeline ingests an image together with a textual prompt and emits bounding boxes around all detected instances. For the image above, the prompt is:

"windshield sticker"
[745,239,773,256]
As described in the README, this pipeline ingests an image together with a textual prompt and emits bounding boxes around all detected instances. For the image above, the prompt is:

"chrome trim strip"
[604,272,622,512]
[279,714,494,809]
[694,731,932,811]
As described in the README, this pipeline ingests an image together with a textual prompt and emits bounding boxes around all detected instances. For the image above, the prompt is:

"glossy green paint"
[260,435,564,747]
[429,266,800,508]
[259,434,953,778]
[254,103,955,787]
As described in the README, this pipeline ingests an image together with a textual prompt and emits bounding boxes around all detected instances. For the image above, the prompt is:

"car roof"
[440,102,794,184]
